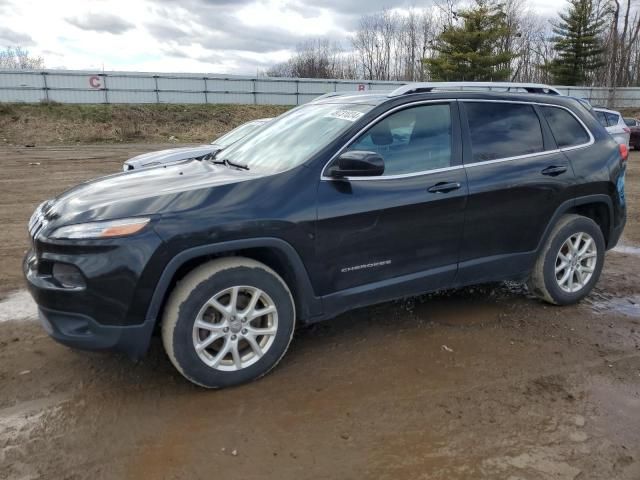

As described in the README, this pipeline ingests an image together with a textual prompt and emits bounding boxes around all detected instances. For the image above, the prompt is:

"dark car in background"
[25,83,626,388]
[624,117,640,149]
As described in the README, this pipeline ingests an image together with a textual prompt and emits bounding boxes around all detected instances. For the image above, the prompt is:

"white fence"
[1,69,639,108]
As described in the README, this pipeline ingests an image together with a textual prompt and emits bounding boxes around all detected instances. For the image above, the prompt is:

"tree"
[547,0,605,85]
[0,46,44,70]
[424,0,516,81]
[266,39,356,79]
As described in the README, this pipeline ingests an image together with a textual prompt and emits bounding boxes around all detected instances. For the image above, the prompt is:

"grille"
[28,203,48,242]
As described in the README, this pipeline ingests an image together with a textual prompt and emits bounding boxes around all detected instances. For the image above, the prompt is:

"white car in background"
[593,107,631,146]
[123,118,272,171]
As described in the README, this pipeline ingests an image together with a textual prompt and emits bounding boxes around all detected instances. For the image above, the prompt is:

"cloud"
[66,13,135,34]
[0,0,566,75]
[145,14,307,53]
[0,26,34,46]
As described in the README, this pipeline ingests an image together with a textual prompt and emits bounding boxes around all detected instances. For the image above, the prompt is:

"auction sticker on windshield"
[325,110,365,122]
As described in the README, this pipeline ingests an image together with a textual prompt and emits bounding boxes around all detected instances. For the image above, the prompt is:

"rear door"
[456,100,577,284]
[315,101,467,297]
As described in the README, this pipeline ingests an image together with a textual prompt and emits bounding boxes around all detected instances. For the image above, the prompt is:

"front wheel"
[527,214,605,305]
[161,257,296,388]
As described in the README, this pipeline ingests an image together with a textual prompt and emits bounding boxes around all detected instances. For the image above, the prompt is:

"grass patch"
[0,103,291,145]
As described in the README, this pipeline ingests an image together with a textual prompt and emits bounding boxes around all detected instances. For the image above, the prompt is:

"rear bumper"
[37,306,154,359]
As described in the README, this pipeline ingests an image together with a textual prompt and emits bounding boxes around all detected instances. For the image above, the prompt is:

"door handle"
[541,165,567,176]
[427,181,461,193]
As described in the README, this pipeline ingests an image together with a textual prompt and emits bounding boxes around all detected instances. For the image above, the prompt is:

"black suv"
[24,86,627,388]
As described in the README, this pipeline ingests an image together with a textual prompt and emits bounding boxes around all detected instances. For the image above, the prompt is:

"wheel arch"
[537,195,614,255]
[146,238,323,329]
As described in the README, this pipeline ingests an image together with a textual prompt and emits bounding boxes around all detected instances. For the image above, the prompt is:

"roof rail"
[388,82,562,97]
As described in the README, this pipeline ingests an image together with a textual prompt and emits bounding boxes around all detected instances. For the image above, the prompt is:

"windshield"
[212,121,266,147]
[218,103,375,173]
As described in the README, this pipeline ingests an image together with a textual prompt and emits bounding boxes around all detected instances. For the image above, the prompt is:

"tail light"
[619,143,628,162]
[623,127,631,134]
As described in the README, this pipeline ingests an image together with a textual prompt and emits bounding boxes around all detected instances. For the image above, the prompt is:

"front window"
[346,103,452,175]
[218,103,374,173]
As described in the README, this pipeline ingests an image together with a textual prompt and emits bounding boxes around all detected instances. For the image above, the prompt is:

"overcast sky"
[0,0,562,74]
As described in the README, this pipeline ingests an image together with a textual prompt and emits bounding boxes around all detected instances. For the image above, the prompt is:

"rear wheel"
[527,214,605,305]
[161,257,295,388]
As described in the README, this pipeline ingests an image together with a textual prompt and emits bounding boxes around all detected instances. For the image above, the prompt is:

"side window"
[595,110,608,127]
[541,106,591,148]
[346,104,452,176]
[465,102,544,162]
[605,112,620,126]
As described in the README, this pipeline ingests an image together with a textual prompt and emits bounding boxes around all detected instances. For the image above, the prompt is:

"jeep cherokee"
[24,85,627,388]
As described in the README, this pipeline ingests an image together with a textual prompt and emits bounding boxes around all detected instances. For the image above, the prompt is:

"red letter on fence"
[89,76,102,89]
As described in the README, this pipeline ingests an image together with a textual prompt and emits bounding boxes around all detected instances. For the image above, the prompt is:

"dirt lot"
[1,146,640,480]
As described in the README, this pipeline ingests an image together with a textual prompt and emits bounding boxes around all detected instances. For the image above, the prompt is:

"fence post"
[252,79,257,105]
[295,79,299,105]
[41,71,49,102]
[102,74,109,104]
[153,75,160,104]
[203,77,209,104]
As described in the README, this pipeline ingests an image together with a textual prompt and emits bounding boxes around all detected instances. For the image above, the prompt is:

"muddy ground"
[1,146,640,480]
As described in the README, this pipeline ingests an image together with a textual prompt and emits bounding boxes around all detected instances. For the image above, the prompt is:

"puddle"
[590,295,640,318]
[612,244,640,256]
[0,290,37,323]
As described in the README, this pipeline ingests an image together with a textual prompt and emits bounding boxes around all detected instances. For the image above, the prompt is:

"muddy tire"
[527,214,605,305]
[161,257,295,388]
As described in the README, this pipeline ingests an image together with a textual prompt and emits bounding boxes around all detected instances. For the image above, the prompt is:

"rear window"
[465,102,544,162]
[624,118,637,127]
[605,112,621,126]
[541,106,591,148]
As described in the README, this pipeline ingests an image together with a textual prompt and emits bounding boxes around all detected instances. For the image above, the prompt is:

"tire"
[161,257,296,388]
[527,214,605,305]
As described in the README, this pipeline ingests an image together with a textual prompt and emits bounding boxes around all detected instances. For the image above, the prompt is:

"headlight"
[50,218,150,240]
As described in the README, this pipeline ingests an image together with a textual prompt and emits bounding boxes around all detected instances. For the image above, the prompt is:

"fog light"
[52,263,86,289]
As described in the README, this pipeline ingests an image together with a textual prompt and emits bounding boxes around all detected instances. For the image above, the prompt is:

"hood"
[42,158,261,229]
[123,144,222,170]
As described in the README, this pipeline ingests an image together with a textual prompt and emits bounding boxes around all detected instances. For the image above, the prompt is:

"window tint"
[465,102,544,162]
[347,104,452,175]
[541,106,591,148]
[605,112,620,126]
[595,111,608,127]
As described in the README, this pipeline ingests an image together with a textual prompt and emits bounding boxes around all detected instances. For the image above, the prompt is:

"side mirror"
[327,151,385,178]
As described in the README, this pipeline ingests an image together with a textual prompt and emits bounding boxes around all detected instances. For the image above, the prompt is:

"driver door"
[314,101,467,298]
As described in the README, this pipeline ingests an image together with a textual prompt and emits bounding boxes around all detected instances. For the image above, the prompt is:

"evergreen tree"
[547,0,605,85]
[424,0,516,81]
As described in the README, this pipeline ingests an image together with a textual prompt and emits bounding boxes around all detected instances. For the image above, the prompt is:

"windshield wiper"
[208,157,250,170]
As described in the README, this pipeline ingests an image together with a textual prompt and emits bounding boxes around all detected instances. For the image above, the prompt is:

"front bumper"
[23,228,167,358]
[37,306,155,359]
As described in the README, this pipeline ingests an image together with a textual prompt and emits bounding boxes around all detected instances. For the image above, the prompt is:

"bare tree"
[352,8,439,81]
[0,46,44,70]
[266,39,354,79]
[606,0,640,96]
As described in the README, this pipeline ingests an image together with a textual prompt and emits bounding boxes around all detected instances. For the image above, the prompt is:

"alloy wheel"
[192,286,278,371]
